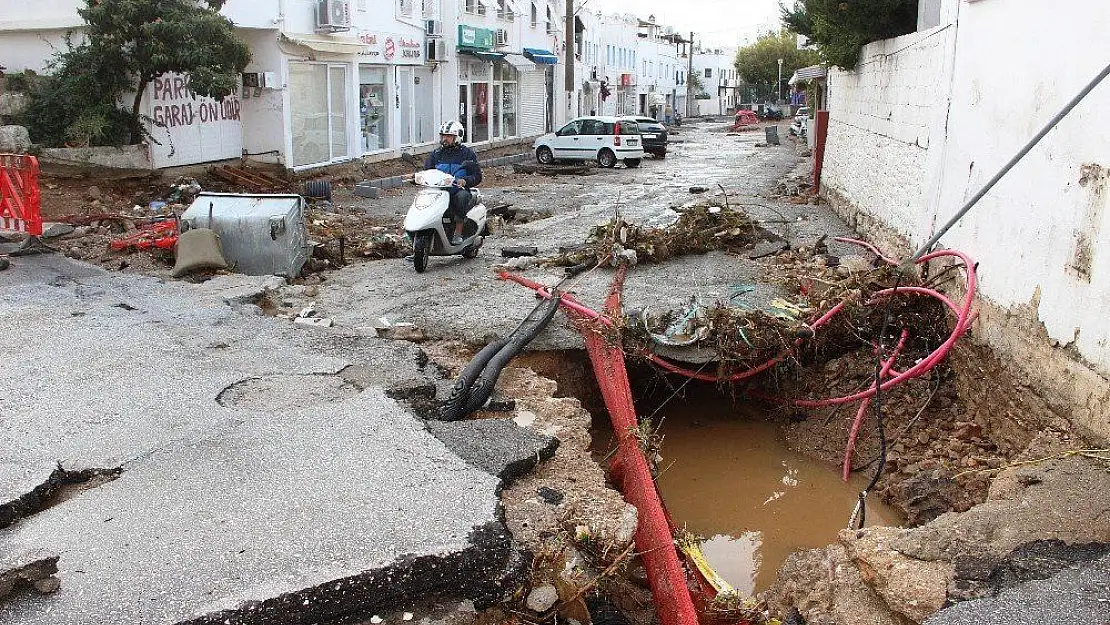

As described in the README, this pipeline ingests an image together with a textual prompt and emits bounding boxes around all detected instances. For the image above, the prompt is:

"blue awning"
[459,48,505,61]
[523,47,560,65]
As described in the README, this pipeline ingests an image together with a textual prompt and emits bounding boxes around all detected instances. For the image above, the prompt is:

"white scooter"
[401,158,489,273]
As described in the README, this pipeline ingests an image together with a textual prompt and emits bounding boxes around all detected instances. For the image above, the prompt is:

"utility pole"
[565,0,574,114]
[686,32,694,118]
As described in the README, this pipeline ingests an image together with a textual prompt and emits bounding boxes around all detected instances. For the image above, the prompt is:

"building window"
[290,62,349,167]
[400,0,413,16]
[531,3,537,26]
[705,68,712,78]
[546,6,552,30]
[359,66,389,153]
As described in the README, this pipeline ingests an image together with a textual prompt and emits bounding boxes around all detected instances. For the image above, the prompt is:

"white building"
[0,1,708,167]
[691,47,739,117]
[0,0,569,169]
[819,0,1110,441]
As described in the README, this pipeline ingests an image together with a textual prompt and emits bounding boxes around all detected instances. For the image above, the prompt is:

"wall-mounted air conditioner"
[316,0,352,32]
[495,28,509,47]
[427,39,449,62]
[426,19,443,37]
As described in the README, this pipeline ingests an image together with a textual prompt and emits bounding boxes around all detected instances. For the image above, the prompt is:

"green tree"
[733,29,820,101]
[781,0,918,69]
[25,0,250,146]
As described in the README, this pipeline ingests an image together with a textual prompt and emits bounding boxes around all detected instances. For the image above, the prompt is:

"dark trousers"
[447,187,471,222]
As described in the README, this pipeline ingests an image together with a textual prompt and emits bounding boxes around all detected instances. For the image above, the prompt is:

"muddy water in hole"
[594,392,901,596]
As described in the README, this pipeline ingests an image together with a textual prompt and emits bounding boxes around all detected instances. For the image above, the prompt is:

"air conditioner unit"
[426,19,443,37]
[426,39,449,62]
[495,28,509,47]
[316,0,352,32]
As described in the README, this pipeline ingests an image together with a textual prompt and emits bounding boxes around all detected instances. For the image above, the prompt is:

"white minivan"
[533,116,645,168]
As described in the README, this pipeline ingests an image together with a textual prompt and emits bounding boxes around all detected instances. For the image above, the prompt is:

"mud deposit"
[593,390,901,596]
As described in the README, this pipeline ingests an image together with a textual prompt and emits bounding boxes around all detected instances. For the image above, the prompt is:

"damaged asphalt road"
[294,123,857,348]
[0,255,552,623]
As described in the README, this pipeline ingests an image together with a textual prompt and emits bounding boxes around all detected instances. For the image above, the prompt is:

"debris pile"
[552,204,781,268]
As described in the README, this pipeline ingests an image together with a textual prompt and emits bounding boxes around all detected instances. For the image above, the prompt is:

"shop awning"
[789,64,827,86]
[523,47,560,65]
[459,48,505,61]
[502,54,536,70]
[279,33,369,55]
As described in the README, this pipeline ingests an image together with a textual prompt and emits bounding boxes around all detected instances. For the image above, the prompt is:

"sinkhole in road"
[593,385,902,595]
[617,388,901,596]
[516,351,901,596]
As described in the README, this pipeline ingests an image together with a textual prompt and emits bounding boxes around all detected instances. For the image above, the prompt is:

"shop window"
[359,66,389,152]
[290,62,349,167]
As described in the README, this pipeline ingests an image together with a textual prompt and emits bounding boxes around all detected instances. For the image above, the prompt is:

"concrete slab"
[0,255,518,623]
[427,418,559,485]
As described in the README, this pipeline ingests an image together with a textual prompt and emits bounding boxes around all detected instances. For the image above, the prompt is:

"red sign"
[384,37,396,61]
[620,73,632,87]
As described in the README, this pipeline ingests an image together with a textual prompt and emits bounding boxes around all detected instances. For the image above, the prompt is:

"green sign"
[458,25,495,50]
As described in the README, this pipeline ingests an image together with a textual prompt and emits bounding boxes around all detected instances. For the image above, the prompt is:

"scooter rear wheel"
[413,232,432,273]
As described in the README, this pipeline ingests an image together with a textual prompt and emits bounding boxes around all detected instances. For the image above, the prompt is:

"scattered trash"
[371,317,423,341]
[501,246,538,258]
[370,616,383,624]
[402,613,414,621]
[171,227,226,278]
[111,220,178,251]
[166,177,203,204]
[294,304,334,328]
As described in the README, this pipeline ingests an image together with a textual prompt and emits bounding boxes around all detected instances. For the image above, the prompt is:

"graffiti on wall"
[144,73,243,168]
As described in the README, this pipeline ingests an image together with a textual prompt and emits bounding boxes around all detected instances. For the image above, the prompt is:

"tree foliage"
[781,0,918,69]
[24,0,250,146]
[733,29,820,98]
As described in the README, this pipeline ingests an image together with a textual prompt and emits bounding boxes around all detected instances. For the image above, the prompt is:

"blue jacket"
[424,144,482,188]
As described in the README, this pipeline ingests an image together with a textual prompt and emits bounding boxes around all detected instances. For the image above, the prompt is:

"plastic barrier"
[0,154,43,237]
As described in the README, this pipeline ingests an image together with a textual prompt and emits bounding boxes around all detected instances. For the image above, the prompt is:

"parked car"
[619,116,668,158]
[534,116,645,168]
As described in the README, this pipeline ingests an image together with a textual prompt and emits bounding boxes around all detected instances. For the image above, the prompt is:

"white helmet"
[438,120,465,138]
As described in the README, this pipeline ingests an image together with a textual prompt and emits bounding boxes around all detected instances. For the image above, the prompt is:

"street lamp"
[777,58,783,104]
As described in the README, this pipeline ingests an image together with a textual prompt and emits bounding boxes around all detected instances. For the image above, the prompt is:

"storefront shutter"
[520,69,546,137]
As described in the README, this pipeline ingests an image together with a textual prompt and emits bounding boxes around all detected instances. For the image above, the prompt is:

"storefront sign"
[620,73,633,87]
[357,31,425,64]
[458,25,495,50]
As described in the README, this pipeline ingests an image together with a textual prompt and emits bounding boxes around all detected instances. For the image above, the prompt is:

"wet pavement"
[297,123,859,348]
[0,123,865,623]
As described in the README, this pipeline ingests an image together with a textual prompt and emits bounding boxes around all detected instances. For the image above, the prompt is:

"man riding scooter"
[425,121,483,246]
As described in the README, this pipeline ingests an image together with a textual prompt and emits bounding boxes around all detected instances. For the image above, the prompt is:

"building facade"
[0,1,709,168]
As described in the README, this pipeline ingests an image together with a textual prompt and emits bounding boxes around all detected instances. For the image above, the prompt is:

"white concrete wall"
[934,1,1110,369]
[820,0,1110,438]
[822,25,955,239]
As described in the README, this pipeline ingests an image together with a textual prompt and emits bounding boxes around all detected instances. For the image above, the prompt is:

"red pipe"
[566,267,701,625]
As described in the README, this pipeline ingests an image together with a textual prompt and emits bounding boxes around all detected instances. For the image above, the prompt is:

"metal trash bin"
[181,193,308,277]
[765,125,781,146]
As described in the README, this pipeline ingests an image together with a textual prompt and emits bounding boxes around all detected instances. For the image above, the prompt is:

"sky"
[586,0,785,49]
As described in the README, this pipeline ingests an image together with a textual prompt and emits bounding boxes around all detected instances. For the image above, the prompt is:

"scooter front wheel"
[413,232,432,273]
